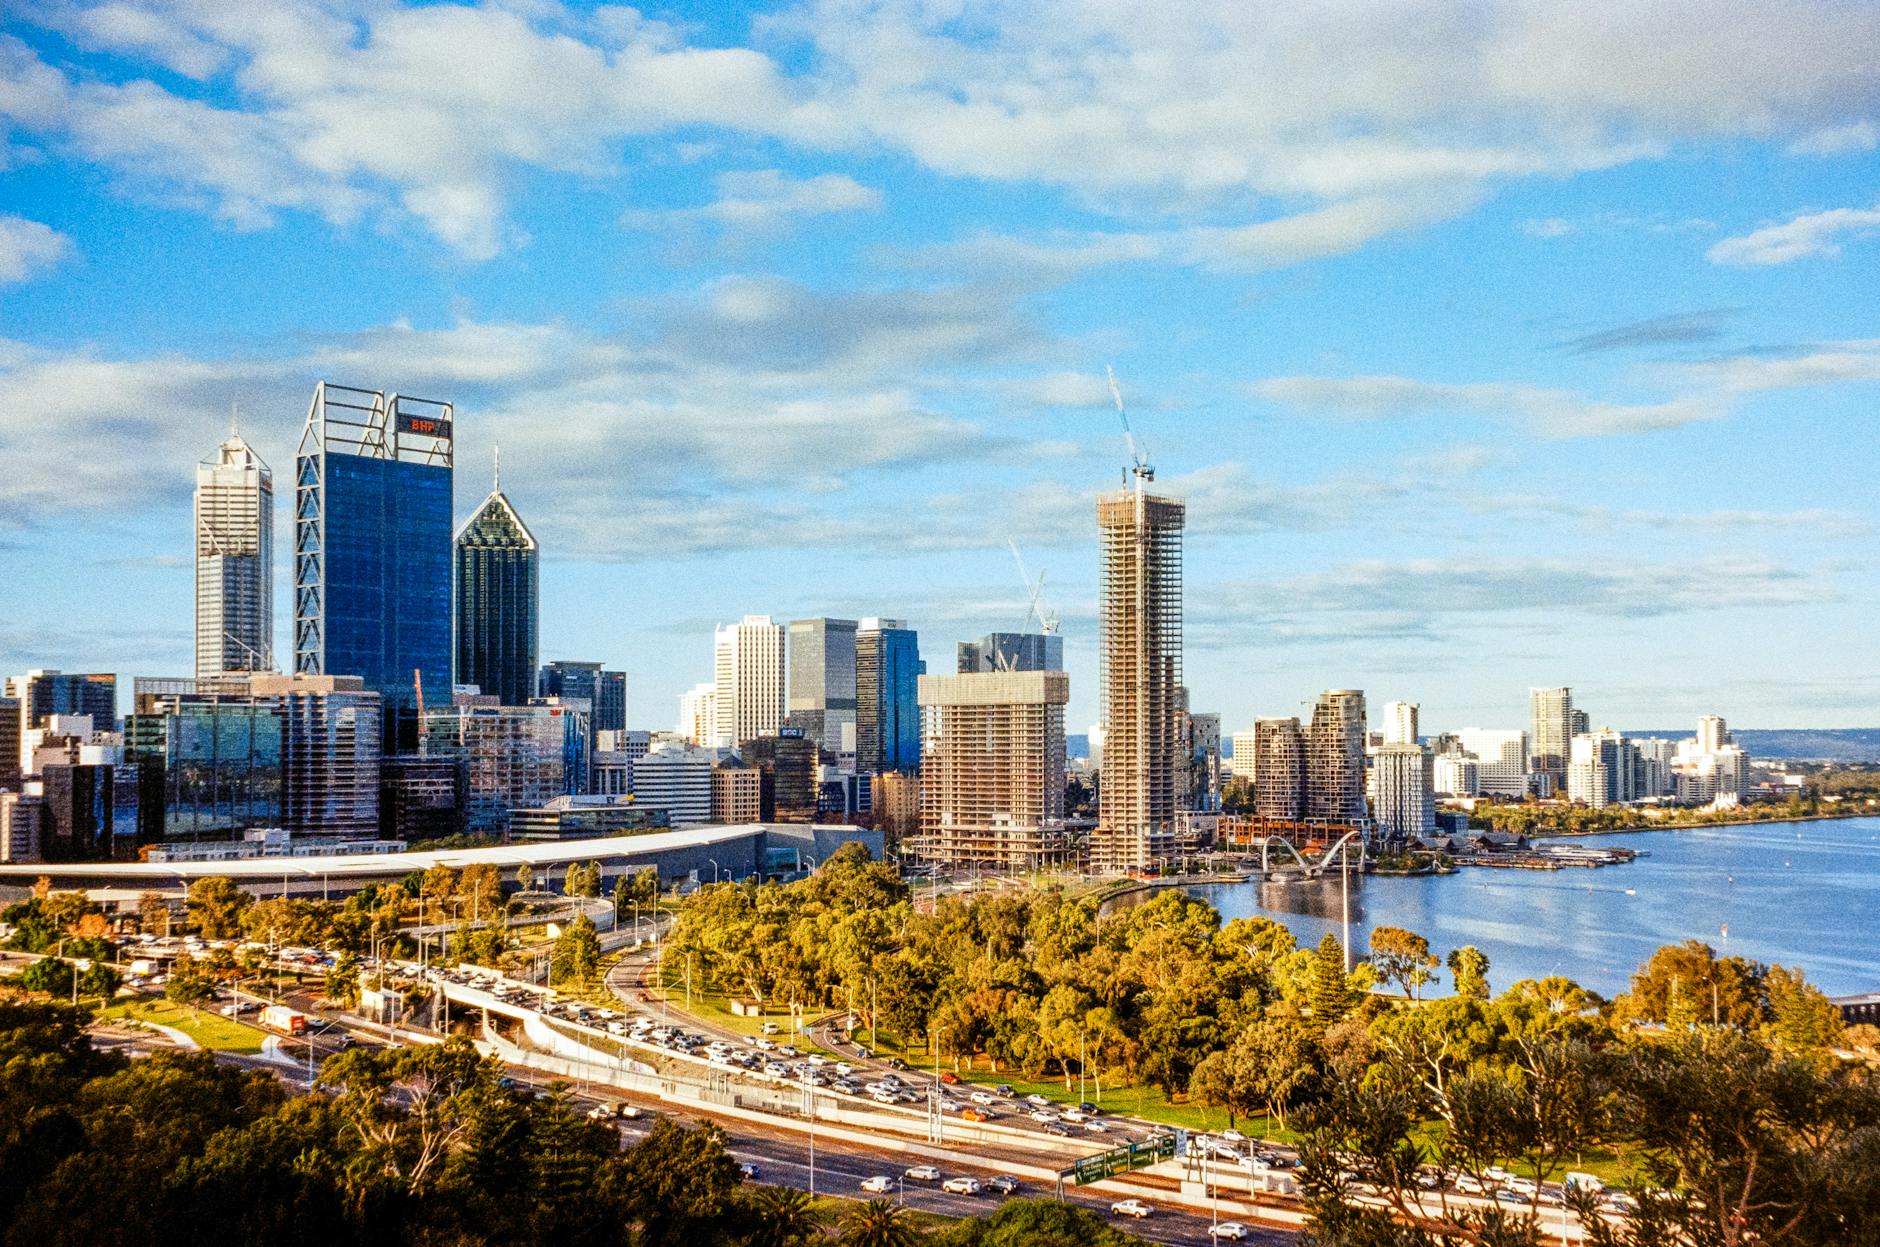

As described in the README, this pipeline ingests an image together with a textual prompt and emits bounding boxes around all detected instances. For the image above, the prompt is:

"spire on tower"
[493,444,501,492]
[230,400,240,439]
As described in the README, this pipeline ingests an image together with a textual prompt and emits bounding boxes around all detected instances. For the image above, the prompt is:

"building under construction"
[1091,478,1185,871]
[912,670,1070,870]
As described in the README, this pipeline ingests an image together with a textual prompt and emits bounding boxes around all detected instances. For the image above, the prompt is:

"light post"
[801,1062,817,1196]
[706,858,722,884]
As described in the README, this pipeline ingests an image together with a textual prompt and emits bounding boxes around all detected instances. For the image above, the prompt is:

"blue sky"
[1,1,1877,736]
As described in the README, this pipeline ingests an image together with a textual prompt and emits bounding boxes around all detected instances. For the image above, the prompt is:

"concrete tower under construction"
[1092,472,1185,871]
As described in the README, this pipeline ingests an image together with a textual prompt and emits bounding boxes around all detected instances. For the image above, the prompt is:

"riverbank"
[1522,809,1874,839]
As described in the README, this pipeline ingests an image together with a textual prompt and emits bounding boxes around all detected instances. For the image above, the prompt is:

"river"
[1180,815,1880,998]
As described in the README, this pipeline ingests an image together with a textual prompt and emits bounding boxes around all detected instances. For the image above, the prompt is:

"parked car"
[904,1165,942,1182]
[942,1176,982,1195]
[618,1104,643,1119]
[860,1175,895,1194]
[1110,1199,1153,1219]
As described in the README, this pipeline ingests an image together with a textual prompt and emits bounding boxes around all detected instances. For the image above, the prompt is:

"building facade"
[294,382,453,747]
[1307,690,1368,825]
[856,618,922,774]
[1373,743,1436,839]
[195,429,273,679]
[739,732,818,822]
[9,672,117,774]
[419,703,566,833]
[1253,718,1306,819]
[713,616,785,748]
[1382,701,1419,746]
[594,671,627,734]
[453,484,538,707]
[379,756,465,842]
[787,617,858,753]
[1092,481,1185,870]
[629,743,714,826]
[678,682,718,747]
[710,761,763,824]
[1529,687,1574,788]
[913,670,1069,870]
[956,632,1064,674]
[1455,728,1529,797]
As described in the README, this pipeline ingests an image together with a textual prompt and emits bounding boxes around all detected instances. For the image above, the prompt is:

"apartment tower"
[1529,686,1574,788]
[1306,689,1368,825]
[915,669,1069,870]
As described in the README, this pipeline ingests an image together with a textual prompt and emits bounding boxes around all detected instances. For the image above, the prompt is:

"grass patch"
[99,996,269,1054]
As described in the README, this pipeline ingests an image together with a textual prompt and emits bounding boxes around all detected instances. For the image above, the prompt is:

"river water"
[1181,815,1880,998]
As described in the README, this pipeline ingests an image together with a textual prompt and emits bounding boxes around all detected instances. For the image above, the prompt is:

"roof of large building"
[0,822,808,883]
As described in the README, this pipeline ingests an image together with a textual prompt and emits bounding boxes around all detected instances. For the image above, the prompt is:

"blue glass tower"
[856,619,923,773]
[295,383,453,747]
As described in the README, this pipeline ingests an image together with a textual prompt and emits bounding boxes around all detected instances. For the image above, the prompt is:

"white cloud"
[1707,201,1880,265]
[1787,119,1878,155]
[1253,374,1723,437]
[677,168,880,229]
[1669,339,1880,392]
[1521,217,1575,238]
[0,214,71,283]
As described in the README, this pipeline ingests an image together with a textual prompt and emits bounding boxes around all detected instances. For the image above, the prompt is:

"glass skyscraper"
[195,426,273,679]
[454,477,539,707]
[294,383,453,748]
[856,618,922,773]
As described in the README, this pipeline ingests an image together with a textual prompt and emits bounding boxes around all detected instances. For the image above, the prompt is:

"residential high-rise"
[453,466,538,707]
[1373,743,1436,839]
[1180,708,1222,812]
[195,425,273,679]
[1253,719,1306,818]
[713,616,785,748]
[294,383,453,748]
[856,618,922,774]
[1569,728,1642,809]
[1433,751,1479,797]
[0,697,19,791]
[0,791,41,862]
[914,669,1069,869]
[956,632,1064,675]
[1092,479,1185,870]
[1673,716,1750,804]
[1306,690,1368,825]
[1528,687,1573,786]
[1382,701,1419,746]
[787,617,858,752]
[1455,728,1529,796]
[253,673,382,838]
[379,756,465,841]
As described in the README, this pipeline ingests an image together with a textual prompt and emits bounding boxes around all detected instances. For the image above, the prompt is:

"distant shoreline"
[1525,810,1873,840]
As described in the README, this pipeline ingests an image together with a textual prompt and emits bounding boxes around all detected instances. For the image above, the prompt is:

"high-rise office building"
[420,703,568,832]
[38,763,139,862]
[538,660,600,709]
[195,425,273,679]
[1092,478,1185,870]
[1382,701,1419,746]
[1373,743,1436,839]
[856,618,922,774]
[379,756,465,841]
[454,467,538,708]
[914,669,1069,869]
[595,670,627,734]
[254,673,382,838]
[739,731,818,821]
[1307,690,1368,825]
[0,697,18,791]
[678,682,718,746]
[8,671,118,763]
[126,687,285,842]
[631,742,714,825]
[713,616,785,748]
[787,617,858,752]
[1529,687,1573,786]
[294,383,453,747]
[711,760,763,824]
[956,632,1064,674]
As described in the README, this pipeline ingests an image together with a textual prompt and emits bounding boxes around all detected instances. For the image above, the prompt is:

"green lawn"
[99,996,270,1054]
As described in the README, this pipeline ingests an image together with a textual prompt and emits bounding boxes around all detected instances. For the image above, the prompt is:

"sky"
[1,0,1877,738]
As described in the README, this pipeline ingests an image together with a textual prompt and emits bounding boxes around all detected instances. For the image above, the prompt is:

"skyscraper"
[914,669,1069,869]
[1455,728,1529,796]
[1092,477,1185,869]
[8,672,116,774]
[1373,743,1436,839]
[956,632,1064,674]
[594,670,627,734]
[454,463,538,708]
[856,618,922,773]
[1307,689,1368,824]
[295,383,453,748]
[1254,717,1306,819]
[1382,700,1419,746]
[1529,686,1573,787]
[713,615,785,748]
[538,661,601,711]
[195,423,273,679]
[787,617,857,752]
[678,682,718,746]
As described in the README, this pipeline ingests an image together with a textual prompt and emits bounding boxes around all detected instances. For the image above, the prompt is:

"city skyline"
[2,4,1878,734]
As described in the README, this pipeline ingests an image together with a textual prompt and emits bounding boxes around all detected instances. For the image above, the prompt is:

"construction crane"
[1007,539,1059,637]
[1106,364,1153,484]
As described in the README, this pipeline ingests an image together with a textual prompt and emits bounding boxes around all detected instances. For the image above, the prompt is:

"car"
[805,1054,826,1066]
[887,1057,909,1070]
[1044,1122,1072,1137]
[942,1176,982,1195]
[1028,1109,1058,1123]
[738,1162,760,1180]
[761,1022,780,1034]
[1025,1093,1051,1107]
[1082,1119,1107,1133]
[1209,1224,1251,1240]
[834,1062,853,1075]
[753,1037,775,1050]
[986,1175,1021,1196]
[960,1106,991,1122]
[619,1104,643,1119]
[775,1045,800,1057]
[860,1175,895,1194]
[939,1071,960,1084]
[904,1165,942,1182]
[585,1105,615,1121]
[1110,1199,1153,1219]
[969,1091,996,1105]
[1495,1189,1528,1206]
[1078,1101,1099,1114]
[1061,1109,1087,1123]
[1220,1128,1247,1144]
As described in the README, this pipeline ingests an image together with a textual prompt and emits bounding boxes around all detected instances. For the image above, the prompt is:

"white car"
[860,1175,895,1194]
[969,1091,996,1105]
[1025,1094,1052,1107]
[904,1164,942,1182]
[942,1176,982,1195]
[1220,1128,1247,1144]
[1110,1199,1153,1219]
[1082,1119,1107,1133]
[585,1105,615,1121]
[1028,1109,1058,1123]
[1208,1223,1251,1240]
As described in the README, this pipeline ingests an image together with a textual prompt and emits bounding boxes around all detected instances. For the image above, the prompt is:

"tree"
[515,863,535,893]
[618,1118,742,1247]
[324,951,361,1007]
[1762,964,1844,1052]
[1615,940,1765,1030]
[1368,926,1438,1000]
[164,954,215,1012]
[565,860,603,898]
[936,1198,1151,1247]
[1448,944,1491,1001]
[185,876,252,939]
[456,862,503,921]
[1305,933,1358,1033]
[744,1184,823,1247]
[841,1198,917,1247]
[550,915,603,986]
